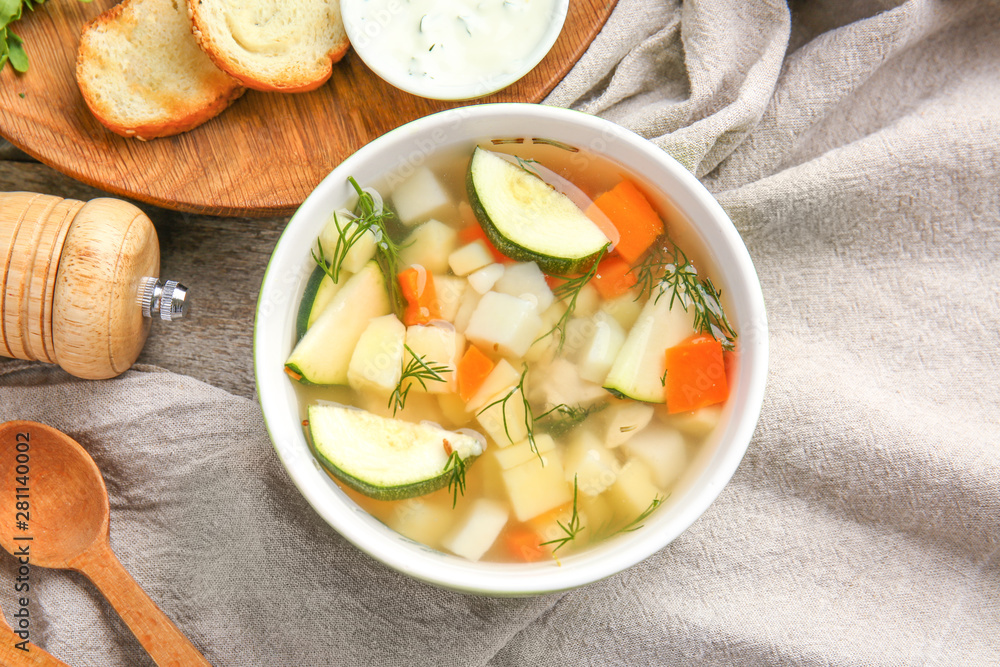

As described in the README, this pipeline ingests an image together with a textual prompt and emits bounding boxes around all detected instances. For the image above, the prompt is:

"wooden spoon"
[0,421,211,667]
[0,602,68,667]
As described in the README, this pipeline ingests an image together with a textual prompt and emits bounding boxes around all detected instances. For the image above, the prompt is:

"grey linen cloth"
[3,0,999,664]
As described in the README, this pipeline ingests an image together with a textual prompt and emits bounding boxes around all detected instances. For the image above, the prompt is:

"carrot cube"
[663,334,729,413]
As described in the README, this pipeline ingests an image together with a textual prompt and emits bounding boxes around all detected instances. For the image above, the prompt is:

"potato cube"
[448,241,494,276]
[527,357,607,410]
[387,497,455,550]
[656,404,723,438]
[404,324,464,394]
[493,262,554,313]
[452,286,481,334]
[601,293,643,330]
[465,292,544,358]
[465,358,520,412]
[476,388,528,447]
[577,312,626,384]
[468,263,505,294]
[622,427,688,490]
[347,314,406,396]
[433,275,467,323]
[563,430,621,496]
[606,458,662,518]
[441,499,509,561]
[603,401,655,447]
[501,448,573,521]
[391,167,452,226]
[400,219,458,273]
[492,434,556,470]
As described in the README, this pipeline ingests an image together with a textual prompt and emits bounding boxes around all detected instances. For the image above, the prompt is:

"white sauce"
[351,0,562,95]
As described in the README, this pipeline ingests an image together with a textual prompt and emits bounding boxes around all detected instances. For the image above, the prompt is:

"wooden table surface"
[1,138,279,399]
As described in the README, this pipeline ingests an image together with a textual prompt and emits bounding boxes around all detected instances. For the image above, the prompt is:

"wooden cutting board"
[0,0,617,217]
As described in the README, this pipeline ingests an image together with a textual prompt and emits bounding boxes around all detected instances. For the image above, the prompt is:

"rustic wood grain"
[0,0,617,217]
[0,159,279,397]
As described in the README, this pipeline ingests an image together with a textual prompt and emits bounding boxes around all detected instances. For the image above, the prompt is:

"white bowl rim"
[254,103,769,596]
[339,0,570,101]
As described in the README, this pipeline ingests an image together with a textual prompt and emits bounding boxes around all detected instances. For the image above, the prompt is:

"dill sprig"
[539,245,608,351]
[443,450,468,509]
[514,156,541,178]
[617,495,664,533]
[536,402,607,438]
[632,238,736,350]
[540,475,585,554]
[388,344,451,415]
[312,177,405,316]
[477,365,543,461]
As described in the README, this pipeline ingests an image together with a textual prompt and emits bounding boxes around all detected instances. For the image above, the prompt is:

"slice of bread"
[77,0,244,140]
[188,0,350,93]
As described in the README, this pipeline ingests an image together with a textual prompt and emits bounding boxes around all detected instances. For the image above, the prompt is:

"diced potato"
[603,401,655,447]
[522,301,566,364]
[656,404,723,438]
[404,324,464,394]
[468,263,505,294]
[318,210,377,274]
[622,427,688,490]
[577,311,626,384]
[493,262,554,313]
[560,317,593,361]
[400,219,458,273]
[441,498,509,561]
[391,167,452,226]
[527,357,608,410]
[358,390,445,424]
[563,430,621,496]
[347,314,406,396]
[573,283,601,318]
[606,458,662,518]
[433,275,467,323]
[452,285,481,334]
[476,388,528,447]
[448,241,494,276]
[491,433,556,470]
[437,393,473,425]
[601,293,643,330]
[387,497,454,550]
[465,358,520,412]
[476,449,507,500]
[578,493,614,536]
[501,448,574,522]
[465,292,544,358]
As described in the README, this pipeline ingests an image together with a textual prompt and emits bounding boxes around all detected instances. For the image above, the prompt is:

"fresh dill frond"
[477,365,543,461]
[443,450,468,509]
[312,177,406,316]
[540,475,585,554]
[514,156,541,178]
[617,495,664,533]
[632,238,736,350]
[536,402,607,437]
[538,245,608,351]
[388,345,451,415]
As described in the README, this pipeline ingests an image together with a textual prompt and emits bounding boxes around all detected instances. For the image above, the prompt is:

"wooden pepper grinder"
[0,191,188,380]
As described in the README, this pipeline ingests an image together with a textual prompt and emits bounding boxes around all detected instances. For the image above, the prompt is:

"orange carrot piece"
[503,526,549,562]
[588,180,664,264]
[457,344,495,402]
[398,266,440,326]
[592,255,637,300]
[663,334,729,413]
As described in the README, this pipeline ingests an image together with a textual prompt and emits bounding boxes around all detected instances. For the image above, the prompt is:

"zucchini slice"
[285,261,390,385]
[603,295,696,402]
[466,147,610,275]
[294,265,344,340]
[308,404,483,501]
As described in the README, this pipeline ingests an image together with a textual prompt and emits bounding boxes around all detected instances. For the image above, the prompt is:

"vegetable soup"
[285,138,736,564]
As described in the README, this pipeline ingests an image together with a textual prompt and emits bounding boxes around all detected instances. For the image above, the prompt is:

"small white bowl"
[340,0,569,100]
[254,103,768,596]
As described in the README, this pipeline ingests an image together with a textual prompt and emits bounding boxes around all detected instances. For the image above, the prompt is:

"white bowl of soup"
[254,103,768,596]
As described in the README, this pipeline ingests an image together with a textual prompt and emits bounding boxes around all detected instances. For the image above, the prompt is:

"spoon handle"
[75,541,211,667]
[0,626,68,667]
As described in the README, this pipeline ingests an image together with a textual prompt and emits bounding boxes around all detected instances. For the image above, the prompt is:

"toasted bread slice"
[188,0,350,93]
[76,0,244,140]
